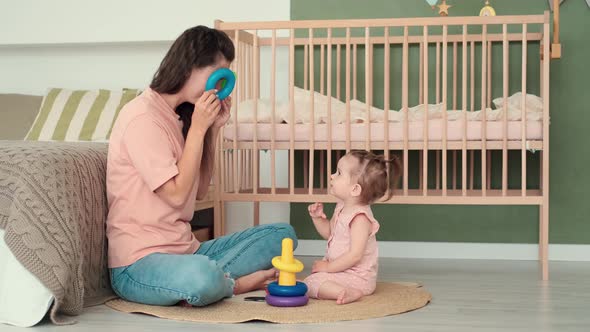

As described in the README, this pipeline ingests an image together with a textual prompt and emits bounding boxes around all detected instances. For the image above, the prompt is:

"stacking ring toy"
[205,68,235,100]
[265,294,308,307]
[266,238,309,307]
[271,238,304,286]
[267,281,308,297]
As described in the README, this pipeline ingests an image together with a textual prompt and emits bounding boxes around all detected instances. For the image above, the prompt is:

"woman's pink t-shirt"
[106,88,200,268]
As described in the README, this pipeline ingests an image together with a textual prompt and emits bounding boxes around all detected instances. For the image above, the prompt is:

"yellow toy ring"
[272,256,304,273]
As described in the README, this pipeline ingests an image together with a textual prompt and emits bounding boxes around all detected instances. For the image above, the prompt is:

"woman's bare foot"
[336,288,364,304]
[233,269,277,295]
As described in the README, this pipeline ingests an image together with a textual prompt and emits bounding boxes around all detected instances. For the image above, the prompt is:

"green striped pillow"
[25,88,141,142]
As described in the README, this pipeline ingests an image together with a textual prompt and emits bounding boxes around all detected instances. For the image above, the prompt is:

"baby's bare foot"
[233,269,276,295]
[336,288,364,305]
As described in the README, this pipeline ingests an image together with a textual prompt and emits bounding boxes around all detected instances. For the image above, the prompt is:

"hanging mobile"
[480,0,496,16]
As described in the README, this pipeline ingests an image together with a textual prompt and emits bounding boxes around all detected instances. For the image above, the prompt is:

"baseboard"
[294,240,590,261]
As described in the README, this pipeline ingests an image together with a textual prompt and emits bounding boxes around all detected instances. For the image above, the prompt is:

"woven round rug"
[105,282,431,324]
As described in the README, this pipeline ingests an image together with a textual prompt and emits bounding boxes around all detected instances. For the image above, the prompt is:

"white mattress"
[223,119,543,142]
[0,229,54,327]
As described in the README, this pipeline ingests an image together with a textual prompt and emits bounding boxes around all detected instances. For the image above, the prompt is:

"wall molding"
[295,240,590,261]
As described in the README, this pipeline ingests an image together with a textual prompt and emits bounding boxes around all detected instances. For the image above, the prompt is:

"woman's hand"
[212,95,232,129]
[191,90,221,134]
[308,202,327,219]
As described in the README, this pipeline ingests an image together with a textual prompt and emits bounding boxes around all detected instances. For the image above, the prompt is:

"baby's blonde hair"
[347,150,402,205]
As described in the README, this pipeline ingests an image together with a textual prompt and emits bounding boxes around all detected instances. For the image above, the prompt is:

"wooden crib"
[213,12,559,280]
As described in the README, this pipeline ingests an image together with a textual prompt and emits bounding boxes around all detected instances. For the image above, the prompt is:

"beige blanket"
[0,141,115,324]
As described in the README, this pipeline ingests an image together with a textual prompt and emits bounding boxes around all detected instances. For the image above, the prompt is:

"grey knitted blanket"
[0,141,115,324]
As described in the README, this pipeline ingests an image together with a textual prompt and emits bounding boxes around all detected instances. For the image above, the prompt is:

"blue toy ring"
[205,68,235,100]
[267,281,308,297]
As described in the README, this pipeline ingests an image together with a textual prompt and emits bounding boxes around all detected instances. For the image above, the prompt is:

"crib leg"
[254,201,260,226]
[214,199,225,238]
[539,203,549,281]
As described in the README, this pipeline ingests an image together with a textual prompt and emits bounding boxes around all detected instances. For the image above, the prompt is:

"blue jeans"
[109,223,297,306]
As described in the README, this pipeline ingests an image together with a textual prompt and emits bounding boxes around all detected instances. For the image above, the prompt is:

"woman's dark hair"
[150,26,234,138]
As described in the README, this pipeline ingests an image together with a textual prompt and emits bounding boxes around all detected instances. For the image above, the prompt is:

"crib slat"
[247,150,251,189]
[403,26,409,196]
[419,153,423,190]
[219,133,225,193]
[320,44,325,95]
[436,42,440,104]
[304,44,308,90]
[242,43,246,101]
[303,151,308,189]
[481,25,487,196]
[470,40,475,190]
[453,42,457,190]
[233,30,240,193]
[353,43,357,100]
[271,29,277,195]
[422,26,429,196]
[453,42,457,111]
[337,44,341,100]
[247,44,252,101]
[309,28,315,194]
[384,26,391,195]
[487,150,492,190]
[240,44,245,191]
[365,27,371,151]
[253,30,260,194]
[435,39,441,192]
[346,27,351,153]
[488,41,492,109]
[223,149,227,192]
[241,151,246,191]
[502,24,509,196]
[327,28,333,190]
[436,151,440,190]
[442,26,448,195]
[228,150,233,193]
[419,42,423,107]
[289,29,295,194]
[470,41,475,113]
[320,150,325,189]
[522,24,528,196]
[462,24,467,196]
[453,150,457,190]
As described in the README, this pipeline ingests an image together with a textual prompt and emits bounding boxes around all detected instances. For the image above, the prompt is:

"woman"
[106,25,297,307]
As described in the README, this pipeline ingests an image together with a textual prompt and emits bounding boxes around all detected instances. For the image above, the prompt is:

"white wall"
[0,0,291,233]
[0,0,291,95]
[0,0,290,45]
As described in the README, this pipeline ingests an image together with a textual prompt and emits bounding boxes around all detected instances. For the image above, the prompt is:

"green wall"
[289,0,590,244]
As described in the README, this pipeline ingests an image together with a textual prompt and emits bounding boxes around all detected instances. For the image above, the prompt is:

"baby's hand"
[312,260,329,273]
[308,202,327,219]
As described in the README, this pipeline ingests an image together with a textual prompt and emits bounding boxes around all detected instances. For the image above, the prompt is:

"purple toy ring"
[265,294,309,307]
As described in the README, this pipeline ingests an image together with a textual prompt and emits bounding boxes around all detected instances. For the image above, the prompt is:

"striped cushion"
[25,88,140,142]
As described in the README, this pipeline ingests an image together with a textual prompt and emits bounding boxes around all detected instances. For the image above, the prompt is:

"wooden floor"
[6,256,590,331]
